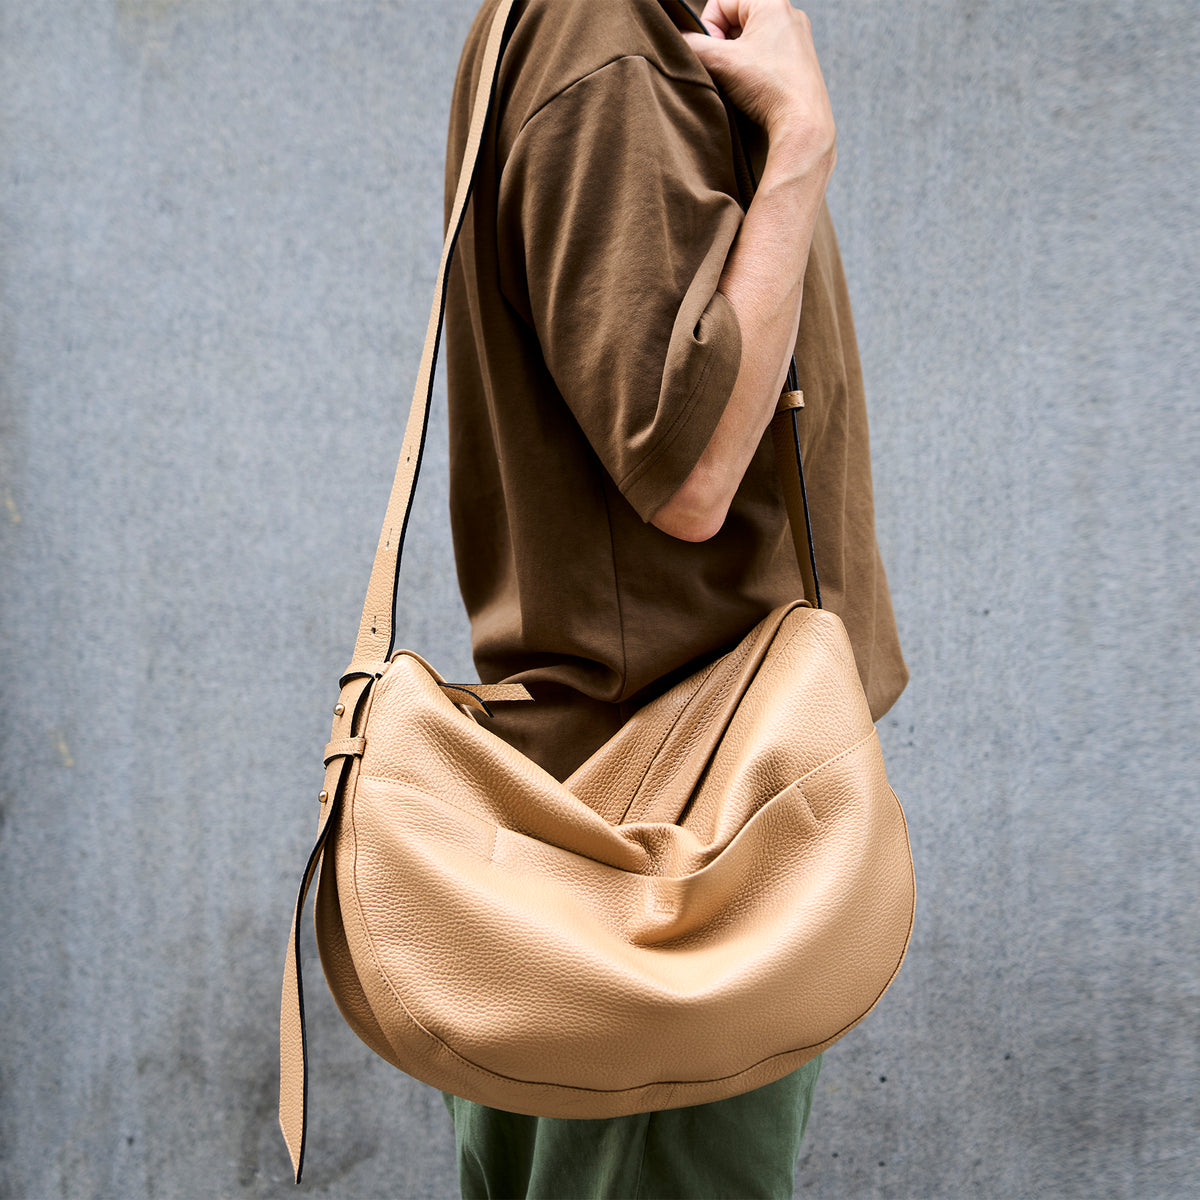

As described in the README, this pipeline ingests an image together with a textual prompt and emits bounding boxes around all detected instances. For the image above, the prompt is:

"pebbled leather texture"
[331,601,912,1109]
[282,602,915,1178]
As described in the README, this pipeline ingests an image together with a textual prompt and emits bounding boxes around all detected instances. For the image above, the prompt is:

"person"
[438,0,908,1195]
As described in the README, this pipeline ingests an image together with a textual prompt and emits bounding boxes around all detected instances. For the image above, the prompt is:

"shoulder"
[455,0,720,158]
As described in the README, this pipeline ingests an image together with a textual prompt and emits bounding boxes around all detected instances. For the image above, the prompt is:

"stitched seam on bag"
[782,779,821,828]
[387,1018,857,1099]
[796,728,881,786]
[618,656,722,824]
[633,606,805,822]
[622,663,730,824]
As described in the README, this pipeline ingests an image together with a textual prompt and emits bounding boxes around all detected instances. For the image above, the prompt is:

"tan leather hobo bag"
[279,1,914,1182]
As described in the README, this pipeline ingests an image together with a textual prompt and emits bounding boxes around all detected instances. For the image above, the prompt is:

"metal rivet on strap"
[318,790,329,804]
[333,703,345,716]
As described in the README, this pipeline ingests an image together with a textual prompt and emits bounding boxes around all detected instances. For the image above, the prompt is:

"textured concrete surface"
[1,2,1196,1198]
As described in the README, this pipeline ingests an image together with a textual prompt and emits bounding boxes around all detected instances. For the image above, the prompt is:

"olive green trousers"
[442,1056,822,1200]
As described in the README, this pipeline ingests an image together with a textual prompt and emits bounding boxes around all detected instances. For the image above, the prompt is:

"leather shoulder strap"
[348,0,518,670]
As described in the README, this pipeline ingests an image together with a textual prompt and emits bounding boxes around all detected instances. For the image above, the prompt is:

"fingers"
[700,0,800,40]
[681,0,831,154]
[680,33,725,80]
[698,0,734,38]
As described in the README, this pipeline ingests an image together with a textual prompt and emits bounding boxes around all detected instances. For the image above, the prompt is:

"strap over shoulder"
[346,0,523,672]
[344,0,821,680]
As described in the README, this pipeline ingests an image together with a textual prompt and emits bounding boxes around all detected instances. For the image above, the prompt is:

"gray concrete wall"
[1,2,1195,1197]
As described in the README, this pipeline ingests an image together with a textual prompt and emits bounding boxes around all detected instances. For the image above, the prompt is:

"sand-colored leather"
[321,600,913,1109]
[278,0,914,1181]
[281,599,914,1179]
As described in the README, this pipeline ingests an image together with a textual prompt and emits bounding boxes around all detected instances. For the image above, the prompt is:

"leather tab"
[442,683,533,702]
[339,662,390,687]
[323,736,366,767]
[776,389,804,413]
[440,682,534,716]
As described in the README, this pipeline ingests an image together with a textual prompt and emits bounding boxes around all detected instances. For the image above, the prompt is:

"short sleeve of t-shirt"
[496,54,745,522]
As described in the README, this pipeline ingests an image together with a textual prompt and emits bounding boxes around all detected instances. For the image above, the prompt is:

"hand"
[681,0,836,179]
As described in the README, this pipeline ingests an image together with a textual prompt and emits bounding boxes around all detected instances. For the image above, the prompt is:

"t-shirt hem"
[621,290,742,523]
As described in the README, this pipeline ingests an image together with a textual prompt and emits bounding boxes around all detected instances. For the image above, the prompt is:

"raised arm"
[653,0,837,541]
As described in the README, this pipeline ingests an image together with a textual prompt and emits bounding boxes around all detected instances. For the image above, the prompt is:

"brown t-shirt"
[444,0,907,780]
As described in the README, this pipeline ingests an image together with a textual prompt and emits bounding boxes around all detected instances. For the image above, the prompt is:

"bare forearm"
[657,0,838,542]
[651,141,832,541]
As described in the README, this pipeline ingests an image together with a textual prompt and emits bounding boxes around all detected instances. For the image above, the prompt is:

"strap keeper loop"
[323,736,366,767]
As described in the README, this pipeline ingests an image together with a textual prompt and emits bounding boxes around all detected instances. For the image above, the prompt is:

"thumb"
[681,29,732,70]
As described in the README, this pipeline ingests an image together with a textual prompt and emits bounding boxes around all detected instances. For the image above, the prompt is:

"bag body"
[314,600,913,1119]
